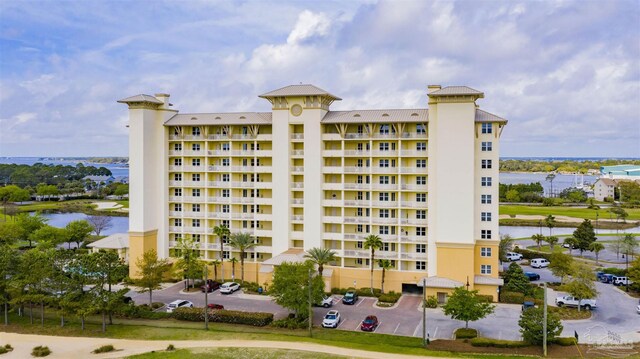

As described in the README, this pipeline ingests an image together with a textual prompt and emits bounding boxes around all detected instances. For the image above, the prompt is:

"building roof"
[596,178,618,186]
[88,233,129,250]
[259,84,342,100]
[475,109,507,123]
[117,94,164,104]
[474,275,504,286]
[83,175,114,182]
[428,86,484,97]
[262,248,306,266]
[416,276,464,289]
[164,112,272,126]
[322,109,427,123]
[600,165,640,177]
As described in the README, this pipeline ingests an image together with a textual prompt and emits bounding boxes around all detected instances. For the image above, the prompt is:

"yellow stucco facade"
[128,230,158,278]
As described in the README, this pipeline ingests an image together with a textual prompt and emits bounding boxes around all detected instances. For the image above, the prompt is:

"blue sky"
[0,0,638,158]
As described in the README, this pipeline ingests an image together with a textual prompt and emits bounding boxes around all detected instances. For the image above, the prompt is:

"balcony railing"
[291,134,304,140]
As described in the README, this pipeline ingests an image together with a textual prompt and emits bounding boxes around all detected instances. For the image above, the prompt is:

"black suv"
[342,290,358,305]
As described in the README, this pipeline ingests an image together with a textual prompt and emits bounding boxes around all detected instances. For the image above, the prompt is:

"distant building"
[87,233,129,262]
[114,176,129,184]
[593,177,640,201]
[600,165,640,179]
[82,175,115,184]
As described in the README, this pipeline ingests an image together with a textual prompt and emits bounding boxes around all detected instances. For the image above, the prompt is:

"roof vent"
[190,117,197,121]
[239,116,246,119]
[353,114,361,118]
[215,116,221,120]
[411,113,419,117]
[382,113,389,117]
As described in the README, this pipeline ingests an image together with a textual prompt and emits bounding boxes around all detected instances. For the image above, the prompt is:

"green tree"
[113,184,129,196]
[609,237,625,260]
[15,213,47,247]
[519,307,563,345]
[210,259,221,281]
[627,257,640,292]
[609,205,628,223]
[30,225,68,248]
[564,262,598,311]
[228,232,257,283]
[0,185,29,220]
[531,234,545,251]
[589,242,605,265]
[563,237,578,255]
[175,235,202,289]
[0,222,24,246]
[545,236,559,251]
[65,220,93,249]
[544,215,556,236]
[14,248,54,325]
[229,257,238,281]
[622,233,638,261]
[0,245,18,325]
[498,234,514,263]
[270,261,324,319]
[36,183,59,199]
[503,262,531,295]
[442,287,495,329]
[86,251,129,330]
[548,249,574,284]
[573,219,596,256]
[304,247,336,278]
[213,224,230,281]
[364,234,383,295]
[134,249,169,305]
[505,189,521,202]
[378,259,393,294]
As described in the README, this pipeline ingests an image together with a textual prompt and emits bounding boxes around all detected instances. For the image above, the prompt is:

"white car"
[166,299,194,313]
[636,305,640,315]
[613,276,632,286]
[315,296,334,308]
[531,258,550,268]
[220,282,240,294]
[322,310,341,328]
[555,295,597,310]
[506,252,523,261]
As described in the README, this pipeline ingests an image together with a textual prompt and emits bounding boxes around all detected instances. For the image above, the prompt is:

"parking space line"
[433,327,438,339]
[412,323,421,337]
[336,319,345,329]
[393,323,400,334]
[356,299,363,307]
[373,321,381,333]
[355,321,363,330]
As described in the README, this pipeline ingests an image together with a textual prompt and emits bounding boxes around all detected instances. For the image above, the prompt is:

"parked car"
[220,282,240,294]
[506,252,523,261]
[342,290,358,305]
[555,295,597,310]
[531,258,550,268]
[123,296,133,304]
[207,303,224,310]
[166,300,194,313]
[524,272,540,281]
[636,305,640,315]
[314,296,334,308]
[613,276,632,286]
[201,279,221,293]
[595,272,606,282]
[321,310,341,328]
[600,273,615,283]
[562,243,578,249]
[360,315,379,331]
[522,301,536,311]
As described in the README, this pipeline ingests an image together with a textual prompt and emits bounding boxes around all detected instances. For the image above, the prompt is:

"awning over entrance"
[474,275,504,286]
[416,276,464,289]
[262,248,306,265]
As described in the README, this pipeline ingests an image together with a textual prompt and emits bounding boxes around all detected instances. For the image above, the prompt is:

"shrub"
[32,346,51,357]
[424,296,438,308]
[116,304,172,320]
[455,328,478,339]
[377,291,401,303]
[500,291,525,304]
[271,317,308,329]
[553,337,577,346]
[0,347,6,355]
[151,302,164,310]
[173,307,273,327]
[470,338,528,348]
[166,344,175,351]
[476,295,494,303]
[92,345,115,354]
[513,248,551,261]
[356,288,381,297]
[601,267,627,276]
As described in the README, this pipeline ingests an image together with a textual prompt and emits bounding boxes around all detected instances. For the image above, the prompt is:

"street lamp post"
[308,268,313,337]
[422,278,427,346]
[204,264,209,330]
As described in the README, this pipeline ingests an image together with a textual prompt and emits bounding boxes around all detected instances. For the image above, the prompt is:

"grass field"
[129,347,346,359]
[500,205,640,221]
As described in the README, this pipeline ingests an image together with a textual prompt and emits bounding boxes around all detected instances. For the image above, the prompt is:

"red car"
[207,303,224,310]
[201,280,221,293]
[360,315,379,332]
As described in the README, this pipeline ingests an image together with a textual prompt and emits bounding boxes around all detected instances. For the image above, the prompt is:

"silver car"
[322,310,341,328]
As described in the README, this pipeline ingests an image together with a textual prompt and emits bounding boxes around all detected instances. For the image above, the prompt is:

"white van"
[531,258,550,268]
[613,276,631,286]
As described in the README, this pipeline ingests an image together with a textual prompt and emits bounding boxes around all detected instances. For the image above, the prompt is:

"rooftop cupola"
[259,84,341,111]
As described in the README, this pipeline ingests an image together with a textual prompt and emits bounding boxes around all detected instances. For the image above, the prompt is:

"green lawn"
[500,205,640,221]
[129,348,346,359]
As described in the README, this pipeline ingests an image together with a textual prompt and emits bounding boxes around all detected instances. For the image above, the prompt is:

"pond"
[499,225,640,239]
[41,212,129,235]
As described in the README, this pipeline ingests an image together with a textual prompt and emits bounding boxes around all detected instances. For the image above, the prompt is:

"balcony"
[400,235,427,243]
[343,200,370,206]
[291,182,304,189]
[371,184,398,190]
[322,199,343,207]
[401,183,427,191]
[400,218,428,226]
[343,216,370,224]
[208,196,230,203]
[401,201,427,208]
[181,181,204,187]
[183,166,204,172]
[343,166,369,174]
[344,133,369,139]
[183,150,204,156]
[344,150,370,157]
[321,133,342,141]
[182,211,205,218]
[169,180,183,186]
[373,217,398,224]
[343,183,370,190]
[323,150,343,157]
[231,213,257,220]
[343,250,398,259]
[291,198,304,205]
[371,150,398,157]
[292,166,304,173]
[168,165,183,171]
[291,215,304,221]
[168,150,183,156]
[208,165,273,172]
[291,231,303,240]
[371,201,398,208]
[208,150,273,157]
[401,150,428,157]
[183,196,205,203]
[183,135,203,140]
[291,133,304,140]
[401,252,426,260]
[323,183,343,190]
[371,166,398,174]
[400,167,427,174]
[169,196,183,202]
[400,132,426,139]
[323,232,343,240]
[323,216,342,224]
[291,150,304,157]
[182,226,205,234]
[169,226,182,232]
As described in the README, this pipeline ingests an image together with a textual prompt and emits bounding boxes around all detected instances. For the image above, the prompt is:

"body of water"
[499,225,640,239]
[42,212,129,235]
[0,157,129,177]
[499,172,597,195]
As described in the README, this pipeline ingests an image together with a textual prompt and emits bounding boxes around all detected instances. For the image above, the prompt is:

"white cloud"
[286,10,331,45]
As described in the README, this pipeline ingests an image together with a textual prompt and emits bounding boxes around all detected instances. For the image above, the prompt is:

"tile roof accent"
[164,112,272,126]
[117,94,163,104]
[475,109,507,123]
[322,109,428,123]
[88,233,129,250]
[474,275,504,286]
[428,86,484,97]
[417,276,464,288]
[597,178,618,186]
[262,248,306,266]
[259,84,342,100]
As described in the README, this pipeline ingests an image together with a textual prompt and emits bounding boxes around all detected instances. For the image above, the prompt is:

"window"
[192,188,200,197]
[481,141,492,151]
[416,210,426,219]
[192,143,200,151]
[416,244,426,253]
[222,220,229,228]
[356,241,363,249]
[174,158,182,166]
[222,174,230,182]
[379,159,389,168]
[481,230,492,239]
[481,177,492,186]
[416,159,426,168]
[174,143,182,151]
[222,189,230,198]
[481,212,492,222]
[379,143,390,151]
[380,124,390,134]
[481,265,492,274]
[380,209,389,218]
[416,176,426,185]
[416,142,427,151]
[416,124,426,134]
[481,194,492,204]
[193,219,200,228]
[174,218,182,227]
[174,233,182,240]
[193,234,201,242]
[417,227,426,236]
[174,173,182,181]
[192,158,200,166]
[416,261,426,270]
[174,188,182,196]
[222,251,230,259]
[356,258,363,265]
[481,159,492,169]
[222,158,229,166]
[481,247,492,257]
[379,193,389,201]
[192,173,200,182]
[192,204,200,212]
[222,143,230,151]
[174,203,182,212]
[222,205,229,213]
[192,127,200,136]
[379,176,389,184]
[416,193,426,202]
[379,226,389,235]
[481,123,492,134]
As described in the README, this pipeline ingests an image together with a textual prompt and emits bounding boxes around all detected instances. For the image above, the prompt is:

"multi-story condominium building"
[119,84,507,300]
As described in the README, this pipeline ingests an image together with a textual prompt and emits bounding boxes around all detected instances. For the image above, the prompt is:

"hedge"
[116,304,172,320]
[500,291,525,304]
[601,267,627,276]
[513,248,551,261]
[331,287,382,297]
[476,294,494,303]
[470,338,528,348]
[377,291,401,303]
[455,328,478,339]
[553,337,577,346]
[271,317,308,329]
[173,307,273,327]
[424,296,438,308]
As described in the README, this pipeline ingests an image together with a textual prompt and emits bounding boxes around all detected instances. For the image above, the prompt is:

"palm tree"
[304,247,336,278]
[378,259,393,294]
[213,225,230,281]
[229,257,238,281]
[531,234,545,251]
[364,234,383,294]
[545,173,556,197]
[589,242,605,265]
[210,259,220,280]
[545,236,559,250]
[564,237,578,255]
[228,232,257,283]
[544,215,556,237]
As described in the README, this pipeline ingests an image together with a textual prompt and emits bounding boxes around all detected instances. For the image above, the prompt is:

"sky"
[0,0,639,158]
